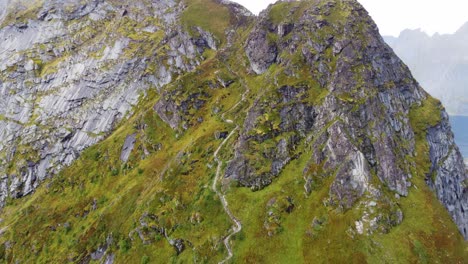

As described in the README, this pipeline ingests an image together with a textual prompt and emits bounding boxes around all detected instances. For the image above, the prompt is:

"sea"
[449,116,468,162]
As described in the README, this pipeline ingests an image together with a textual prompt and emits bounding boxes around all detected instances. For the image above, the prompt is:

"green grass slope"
[0,0,466,263]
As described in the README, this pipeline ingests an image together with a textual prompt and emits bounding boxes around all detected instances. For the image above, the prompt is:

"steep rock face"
[0,0,249,205]
[245,29,278,74]
[226,0,468,238]
[427,113,468,237]
[226,85,316,188]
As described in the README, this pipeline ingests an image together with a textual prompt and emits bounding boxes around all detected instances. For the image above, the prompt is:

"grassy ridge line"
[181,0,232,43]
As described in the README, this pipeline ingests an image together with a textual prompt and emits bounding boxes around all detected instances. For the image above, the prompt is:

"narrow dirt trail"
[212,63,251,263]
[212,127,241,264]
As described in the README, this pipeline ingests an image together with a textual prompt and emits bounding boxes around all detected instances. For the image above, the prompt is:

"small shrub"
[93,151,101,161]
[155,233,163,241]
[119,238,131,253]
[111,168,119,176]
[141,255,150,264]
[235,231,245,241]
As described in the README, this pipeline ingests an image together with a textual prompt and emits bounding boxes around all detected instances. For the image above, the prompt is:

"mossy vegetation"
[0,79,235,262]
[181,0,232,42]
[0,37,249,262]
[0,0,466,263]
[268,1,311,24]
[409,96,443,179]
[223,135,467,263]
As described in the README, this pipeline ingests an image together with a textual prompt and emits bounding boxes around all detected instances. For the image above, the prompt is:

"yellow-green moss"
[180,0,231,42]
[409,96,443,179]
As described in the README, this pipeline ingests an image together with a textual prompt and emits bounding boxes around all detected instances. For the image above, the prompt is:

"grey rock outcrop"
[226,85,315,189]
[245,29,278,74]
[120,134,136,163]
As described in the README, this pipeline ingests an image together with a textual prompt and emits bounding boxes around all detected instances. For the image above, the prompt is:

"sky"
[231,0,468,37]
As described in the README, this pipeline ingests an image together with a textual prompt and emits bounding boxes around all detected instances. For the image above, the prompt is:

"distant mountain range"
[384,23,468,116]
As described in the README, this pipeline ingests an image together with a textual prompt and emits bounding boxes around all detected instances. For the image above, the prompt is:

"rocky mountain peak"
[236,0,467,238]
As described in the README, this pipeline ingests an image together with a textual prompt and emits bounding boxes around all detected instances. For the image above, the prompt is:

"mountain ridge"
[0,0,466,262]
